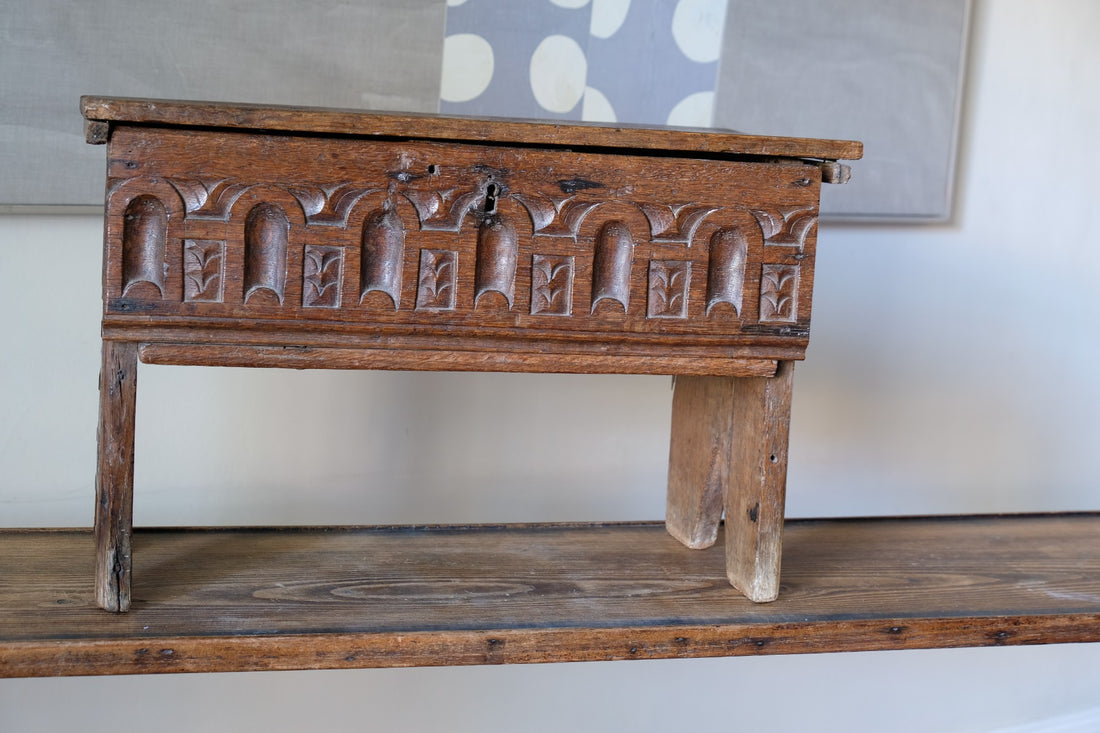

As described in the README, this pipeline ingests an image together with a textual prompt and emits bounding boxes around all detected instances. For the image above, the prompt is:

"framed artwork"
[1,0,968,221]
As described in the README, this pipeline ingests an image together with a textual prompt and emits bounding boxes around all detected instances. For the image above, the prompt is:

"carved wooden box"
[83,96,861,611]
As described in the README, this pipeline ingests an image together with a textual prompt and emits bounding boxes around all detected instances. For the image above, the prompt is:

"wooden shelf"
[3,514,1099,677]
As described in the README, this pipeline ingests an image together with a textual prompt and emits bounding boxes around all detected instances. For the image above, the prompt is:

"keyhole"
[484,183,498,214]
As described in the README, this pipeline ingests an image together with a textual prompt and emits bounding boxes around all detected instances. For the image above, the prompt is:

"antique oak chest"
[82,96,861,612]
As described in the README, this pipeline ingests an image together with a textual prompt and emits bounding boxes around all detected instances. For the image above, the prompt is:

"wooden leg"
[666,376,736,549]
[665,362,795,602]
[725,360,794,602]
[95,340,138,612]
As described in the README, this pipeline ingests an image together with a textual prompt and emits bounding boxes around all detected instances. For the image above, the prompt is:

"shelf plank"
[2,515,1099,677]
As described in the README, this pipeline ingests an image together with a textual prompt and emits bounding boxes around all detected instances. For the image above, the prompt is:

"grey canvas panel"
[716,0,970,221]
[0,0,445,206]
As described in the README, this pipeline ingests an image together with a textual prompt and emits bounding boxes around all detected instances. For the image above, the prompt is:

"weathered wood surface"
[84,97,860,608]
[666,376,736,548]
[98,123,823,369]
[3,515,1099,677]
[81,96,864,161]
[725,361,795,602]
[665,363,795,602]
[138,344,778,378]
[94,340,138,612]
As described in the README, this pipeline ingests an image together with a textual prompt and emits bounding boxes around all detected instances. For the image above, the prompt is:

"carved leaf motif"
[759,264,799,323]
[402,188,483,232]
[647,260,691,318]
[289,184,381,227]
[512,193,602,239]
[416,249,457,310]
[751,206,818,249]
[638,203,719,244]
[168,178,254,220]
[288,186,327,218]
[512,193,556,232]
[167,178,214,212]
[183,239,225,302]
[303,245,343,308]
[531,254,574,316]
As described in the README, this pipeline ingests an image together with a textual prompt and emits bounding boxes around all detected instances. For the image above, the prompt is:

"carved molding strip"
[751,206,817,249]
[416,249,457,311]
[531,254,574,316]
[591,221,634,313]
[160,176,816,260]
[360,209,405,308]
[706,228,748,316]
[109,174,814,331]
[647,260,691,319]
[183,239,225,302]
[303,245,343,308]
[121,195,167,297]
[760,264,799,323]
[475,216,519,308]
[243,203,289,305]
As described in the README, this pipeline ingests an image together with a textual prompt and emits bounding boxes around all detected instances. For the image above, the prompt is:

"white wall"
[2,1,1099,730]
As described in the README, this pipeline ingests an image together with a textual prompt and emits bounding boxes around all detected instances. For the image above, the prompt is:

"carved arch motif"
[121,195,167,297]
[107,171,812,332]
[243,203,289,305]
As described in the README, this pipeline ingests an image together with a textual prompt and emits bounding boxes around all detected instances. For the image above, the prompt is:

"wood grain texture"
[84,119,109,145]
[94,340,138,612]
[137,344,778,378]
[97,125,820,370]
[83,98,857,608]
[3,515,1099,677]
[80,96,863,161]
[726,361,795,602]
[665,376,735,548]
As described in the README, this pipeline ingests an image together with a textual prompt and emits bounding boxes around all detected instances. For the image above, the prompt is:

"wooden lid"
[81,96,862,161]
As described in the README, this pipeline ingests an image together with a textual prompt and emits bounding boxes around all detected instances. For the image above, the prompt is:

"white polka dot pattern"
[667,90,714,127]
[439,0,724,127]
[590,0,631,39]
[440,33,495,103]
[529,35,588,114]
[582,86,617,122]
[672,0,726,63]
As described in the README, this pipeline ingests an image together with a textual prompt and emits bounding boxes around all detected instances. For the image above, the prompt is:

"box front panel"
[102,125,820,367]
